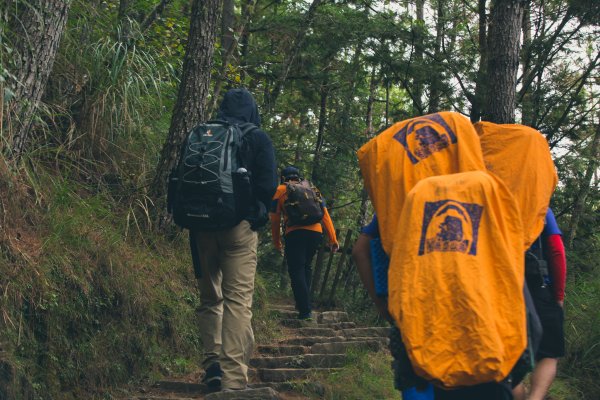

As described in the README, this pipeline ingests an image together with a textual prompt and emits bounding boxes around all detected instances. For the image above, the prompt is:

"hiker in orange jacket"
[270,166,339,320]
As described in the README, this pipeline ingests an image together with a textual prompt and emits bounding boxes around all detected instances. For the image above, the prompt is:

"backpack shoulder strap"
[236,123,260,169]
[238,122,259,138]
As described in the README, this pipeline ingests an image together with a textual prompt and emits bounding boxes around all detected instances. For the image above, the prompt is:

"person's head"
[216,88,261,127]
[281,165,301,183]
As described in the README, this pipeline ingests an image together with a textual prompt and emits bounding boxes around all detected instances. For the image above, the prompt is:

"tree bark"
[151,0,222,205]
[412,0,425,113]
[5,0,72,160]
[483,0,525,123]
[567,121,600,249]
[429,0,444,113]
[471,0,488,122]
[221,0,235,56]
[520,0,533,125]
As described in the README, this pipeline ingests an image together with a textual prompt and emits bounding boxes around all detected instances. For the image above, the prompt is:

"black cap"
[281,166,300,181]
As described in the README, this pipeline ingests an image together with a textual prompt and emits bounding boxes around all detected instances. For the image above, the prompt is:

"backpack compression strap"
[237,123,259,170]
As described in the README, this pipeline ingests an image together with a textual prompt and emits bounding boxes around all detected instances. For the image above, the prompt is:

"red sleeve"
[545,234,567,302]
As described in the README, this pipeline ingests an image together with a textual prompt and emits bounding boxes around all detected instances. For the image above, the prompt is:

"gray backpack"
[168,120,257,231]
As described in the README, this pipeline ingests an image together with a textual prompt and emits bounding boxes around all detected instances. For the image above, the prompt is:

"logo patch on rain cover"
[418,200,483,256]
[394,113,458,164]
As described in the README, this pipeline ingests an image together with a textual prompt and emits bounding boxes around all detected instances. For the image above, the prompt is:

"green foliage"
[561,264,600,398]
[0,169,204,399]
[0,0,598,398]
[317,349,396,400]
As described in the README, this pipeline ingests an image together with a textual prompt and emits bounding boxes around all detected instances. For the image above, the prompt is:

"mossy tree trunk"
[4,0,72,160]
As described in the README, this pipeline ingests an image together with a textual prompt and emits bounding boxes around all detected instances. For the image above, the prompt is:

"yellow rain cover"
[388,171,526,388]
[474,122,557,248]
[358,112,485,256]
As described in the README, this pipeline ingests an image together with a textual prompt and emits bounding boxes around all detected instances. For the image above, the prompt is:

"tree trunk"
[412,0,425,113]
[567,122,600,249]
[268,0,323,111]
[520,0,533,125]
[429,0,444,113]
[311,80,329,182]
[208,0,236,116]
[5,0,72,160]
[483,0,525,123]
[221,0,235,56]
[118,0,132,42]
[366,68,378,134]
[151,0,222,207]
[471,0,488,122]
[357,69,378,230]
[209,0,257,116]
[239,0,254,83]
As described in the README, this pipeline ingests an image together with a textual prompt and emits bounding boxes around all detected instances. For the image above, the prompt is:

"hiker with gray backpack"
[167,88,277,392]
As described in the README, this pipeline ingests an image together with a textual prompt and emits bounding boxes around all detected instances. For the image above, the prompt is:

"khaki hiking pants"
[193,220,258,390]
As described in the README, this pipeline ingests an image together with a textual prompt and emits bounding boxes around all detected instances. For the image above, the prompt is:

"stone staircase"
[127,304,389,399]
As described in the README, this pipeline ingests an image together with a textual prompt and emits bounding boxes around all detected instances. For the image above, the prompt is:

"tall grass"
[561,260,600,399]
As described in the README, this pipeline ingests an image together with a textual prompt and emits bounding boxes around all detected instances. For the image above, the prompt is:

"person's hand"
[275,243,284,255]
[330,243,339,253]
[374,298,394,324]
[558,300,564,308]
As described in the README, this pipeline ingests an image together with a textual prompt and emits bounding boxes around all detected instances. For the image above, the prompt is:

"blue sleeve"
[543,208,562,237]
[361,214,380,238]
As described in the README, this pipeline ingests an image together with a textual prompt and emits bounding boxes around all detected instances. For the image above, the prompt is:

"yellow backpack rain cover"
[388,171,526,388]
[357,112,485,256]
[474,121,558,248]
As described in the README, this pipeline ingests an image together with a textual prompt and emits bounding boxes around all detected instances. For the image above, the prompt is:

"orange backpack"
[358,112,485,257]
[475,121,557,248]
[387,171,526,388]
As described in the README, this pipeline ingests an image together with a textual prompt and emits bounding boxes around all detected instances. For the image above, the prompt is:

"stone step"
[279,318,318,328]
[319,322,356,330]
[310,339,384,354]
[153,381,206,394]
[131,396,197,400]
[281,336,346,346]
[258,368,341,383]
[280,319,356,330]
[268,304,296,311]
[342,327,390,339]
[250,354,346,369]
[347,336,389,345]
[317,311,349,324]
[270,309,321,320]
[205,387,281,400]
[249,382,325,397]
[295,327,337,337]
[256,344,308,356]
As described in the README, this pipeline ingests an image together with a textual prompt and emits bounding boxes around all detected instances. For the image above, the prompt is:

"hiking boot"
[298,312,313,321]
[201,363,223,389]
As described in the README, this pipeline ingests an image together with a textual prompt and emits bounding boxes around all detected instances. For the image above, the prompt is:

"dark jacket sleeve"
[248,129,277,209]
